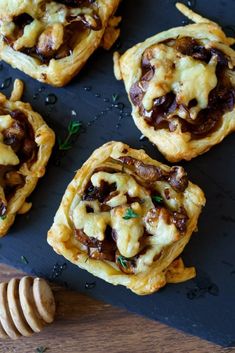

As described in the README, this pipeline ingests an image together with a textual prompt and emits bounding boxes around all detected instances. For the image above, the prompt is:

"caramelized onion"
[119,156,188,192]
[129,36,234,137]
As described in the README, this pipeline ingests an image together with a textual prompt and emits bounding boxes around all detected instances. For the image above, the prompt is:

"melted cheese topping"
[14,20,44,51]
[0,114,14,130]
[72,171,180,271]
[43,2,68,24]
[0,1,97,52]
[0,115,19,166]
[73,200,110,241]
[142,43,218,119]
[0,0,45,21]
[0,21,15,36]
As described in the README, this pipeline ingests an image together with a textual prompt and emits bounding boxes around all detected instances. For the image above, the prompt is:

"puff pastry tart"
[0,0,121,87]
[47,141,205,295]
[114,3,235,162]
[0,79,55,236]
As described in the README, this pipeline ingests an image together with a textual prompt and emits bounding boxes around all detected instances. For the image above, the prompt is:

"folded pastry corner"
[0,79,55,236]
[0,0,121,87]
[48,141,205,295]
[114,3,235,162]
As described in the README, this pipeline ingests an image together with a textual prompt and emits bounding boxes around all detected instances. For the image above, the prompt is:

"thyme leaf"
[117,255,128,269]
[0,215,6,220]
[152,195,163,203]
[123,208,139,220]
[112,93,119,102]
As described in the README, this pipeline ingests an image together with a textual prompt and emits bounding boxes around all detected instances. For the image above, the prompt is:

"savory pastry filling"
[114,3,235,162]
[0,0,102,64]
[72,156,189,275]
[0,109,38,218]
[48,142,205,294]
[130,36,235,138]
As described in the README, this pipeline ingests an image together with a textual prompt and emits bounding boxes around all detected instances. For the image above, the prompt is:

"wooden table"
[0,263,234,353]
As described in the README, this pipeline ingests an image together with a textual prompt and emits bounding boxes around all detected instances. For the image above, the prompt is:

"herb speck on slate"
[21,256,29,265]
[58,120,82,151]
[112,93,119,102]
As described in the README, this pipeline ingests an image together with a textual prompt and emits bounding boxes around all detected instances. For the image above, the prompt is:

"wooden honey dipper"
[0,276,56,339]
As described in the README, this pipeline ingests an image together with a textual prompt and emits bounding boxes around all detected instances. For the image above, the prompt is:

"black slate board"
[0,0,235,347]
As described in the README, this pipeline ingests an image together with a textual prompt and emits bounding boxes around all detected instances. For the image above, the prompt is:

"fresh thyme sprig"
[58,120,82,151]
[123,208,139,220]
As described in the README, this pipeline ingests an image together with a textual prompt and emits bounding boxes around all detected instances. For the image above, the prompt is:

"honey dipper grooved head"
[33,278,56,323]
[0,276,56,340]
[0,320,7,339]
[7,278,33,337]
[19,277,45,333]
[0,282,20,340]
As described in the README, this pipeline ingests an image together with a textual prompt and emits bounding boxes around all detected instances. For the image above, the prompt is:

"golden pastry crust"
[47,141,205,295]
[114,3,235,162]
[0,79,55,236]
[0,0,121,87]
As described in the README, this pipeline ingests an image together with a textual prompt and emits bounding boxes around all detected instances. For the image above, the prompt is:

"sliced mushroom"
[75,227,116,262]
[3,120,25,152]
[171,207,189,233]
[119,156,188,192]
[119,156,166,181]
[5,171,24,187]
[168,166,188,192]
[37,24,64,58]
[75,229,101,248]
[21,138,37,159]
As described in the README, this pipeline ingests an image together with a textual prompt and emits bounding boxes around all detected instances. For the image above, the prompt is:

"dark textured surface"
[0,0,235,347]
